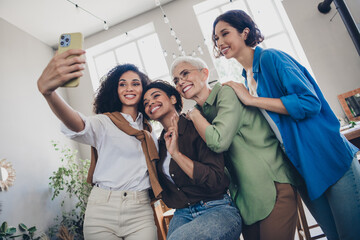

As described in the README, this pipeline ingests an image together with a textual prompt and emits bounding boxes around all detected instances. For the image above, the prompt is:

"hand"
[37,49,86,96]
[222,81,254,106]
[164,114,180,157]
[186,107,201,121]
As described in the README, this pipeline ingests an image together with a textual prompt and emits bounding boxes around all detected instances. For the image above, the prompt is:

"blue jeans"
[167,194,242,240]
[299,156,360,240]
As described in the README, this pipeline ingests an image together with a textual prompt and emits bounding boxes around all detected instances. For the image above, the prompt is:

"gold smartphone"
[58,32,83,87]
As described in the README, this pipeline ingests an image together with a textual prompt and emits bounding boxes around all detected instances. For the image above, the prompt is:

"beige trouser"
[84,186,157,240]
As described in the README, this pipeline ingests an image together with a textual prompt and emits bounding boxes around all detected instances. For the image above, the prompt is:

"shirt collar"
[242,46,263,78]
[120,111,143,125]
[195,83,221,110]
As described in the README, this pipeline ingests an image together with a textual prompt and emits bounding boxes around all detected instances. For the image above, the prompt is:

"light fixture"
[163,15,169,24]
[103,21,109,30]
[65,0,109,31]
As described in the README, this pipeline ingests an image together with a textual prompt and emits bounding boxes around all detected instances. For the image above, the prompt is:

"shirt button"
[124,192,127,197]
[177,188,180,191]
[187,203,191,206]
[171,174,174,177]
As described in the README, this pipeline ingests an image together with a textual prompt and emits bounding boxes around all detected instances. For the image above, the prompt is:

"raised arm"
[224,51,321,121]
[189,86,243,153]
[37,49,86,132]
[165,116,226,189]
[165,115,194,179]
[222,81,289,115]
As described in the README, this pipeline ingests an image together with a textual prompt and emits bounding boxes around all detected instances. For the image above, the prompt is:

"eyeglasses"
[173,68,202,85]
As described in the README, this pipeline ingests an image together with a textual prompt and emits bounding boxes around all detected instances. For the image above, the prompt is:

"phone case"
[58,32,83,87]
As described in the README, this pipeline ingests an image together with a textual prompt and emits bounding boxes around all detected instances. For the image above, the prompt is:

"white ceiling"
[0,0,174,47]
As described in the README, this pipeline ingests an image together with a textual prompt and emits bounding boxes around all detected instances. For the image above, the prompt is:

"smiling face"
[214,20,248,59]
[143,88,177,121]
[117,71,143,110]
[172,62,208,100]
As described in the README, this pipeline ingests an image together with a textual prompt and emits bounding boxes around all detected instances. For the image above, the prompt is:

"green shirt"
[196,83,297,225]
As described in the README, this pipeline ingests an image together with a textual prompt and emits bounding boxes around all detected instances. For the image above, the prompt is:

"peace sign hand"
[164,114,179,157]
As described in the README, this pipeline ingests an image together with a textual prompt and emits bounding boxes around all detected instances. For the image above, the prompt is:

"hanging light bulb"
[175,38,181,44]
[172,53,176,59]
[181,50,186,56]
[192,51,196,57]
[103,21,109,30]
[155,0,161,6]
[198,45,204,55]
[163,50,168,57]
[178,45,183,51]
[170,28,176,37]
[163,15,169,24]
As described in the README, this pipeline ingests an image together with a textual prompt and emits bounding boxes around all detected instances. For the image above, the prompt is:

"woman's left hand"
[223,81,254,106]
[164,114,180,157]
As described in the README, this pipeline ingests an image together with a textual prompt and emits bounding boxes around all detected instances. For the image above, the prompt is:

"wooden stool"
[296,194,326,240]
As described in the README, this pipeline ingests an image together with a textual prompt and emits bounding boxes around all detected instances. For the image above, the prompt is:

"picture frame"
[338,88,360,122]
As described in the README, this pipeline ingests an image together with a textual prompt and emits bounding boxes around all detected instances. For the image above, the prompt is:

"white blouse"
[61,112,158,191]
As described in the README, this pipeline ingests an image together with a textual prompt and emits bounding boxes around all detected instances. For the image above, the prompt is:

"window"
[193,0,313,84]
[86,22,170,92]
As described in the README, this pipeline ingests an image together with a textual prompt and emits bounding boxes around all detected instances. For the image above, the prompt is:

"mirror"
[0,159,16,191]
[338,88,360,122]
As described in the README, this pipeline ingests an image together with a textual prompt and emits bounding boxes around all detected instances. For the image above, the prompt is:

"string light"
[65,0,109,31]
[156,0,206,58]
[163,15,170,24]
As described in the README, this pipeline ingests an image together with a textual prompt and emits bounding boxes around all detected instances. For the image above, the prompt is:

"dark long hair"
[141,80,183,119]
[93,64,150,114]
[212,10,264,57]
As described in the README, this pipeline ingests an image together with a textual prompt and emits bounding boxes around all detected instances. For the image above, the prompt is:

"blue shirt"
[242,46,358,200]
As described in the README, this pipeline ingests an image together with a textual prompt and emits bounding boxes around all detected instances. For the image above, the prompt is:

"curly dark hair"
[141,80,183,119]
[212,10,264,58]
[93,64,150,114]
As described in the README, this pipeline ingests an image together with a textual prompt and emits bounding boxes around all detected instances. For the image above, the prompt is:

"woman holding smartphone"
[37,49,159,240]
[212,9,360,240]
[142,80,242,240]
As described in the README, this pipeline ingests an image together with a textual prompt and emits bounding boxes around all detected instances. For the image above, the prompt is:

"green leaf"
[28,227,36,233]
[6,227,16,235]
[0,222,7,233]
[19,223,27,231]
[22,233,30,240]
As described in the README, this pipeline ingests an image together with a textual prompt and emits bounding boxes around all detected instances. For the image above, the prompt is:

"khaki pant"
[242,182,298,240]
[84,186,157,240]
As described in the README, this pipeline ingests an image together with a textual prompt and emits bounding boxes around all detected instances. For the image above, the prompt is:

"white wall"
[0,18,77,234]
[283,0,360,117]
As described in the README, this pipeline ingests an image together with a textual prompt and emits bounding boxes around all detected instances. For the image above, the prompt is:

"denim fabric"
[299,156,360,240]
[167,194,242,240]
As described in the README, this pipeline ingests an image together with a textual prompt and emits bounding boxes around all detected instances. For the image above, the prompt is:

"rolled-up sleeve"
[261,51,321,121]
[279,67,321,120]
[205,86,243,153]
[60,113,105,147]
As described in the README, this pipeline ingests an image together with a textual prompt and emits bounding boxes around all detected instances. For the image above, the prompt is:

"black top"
[157,114,229,209]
